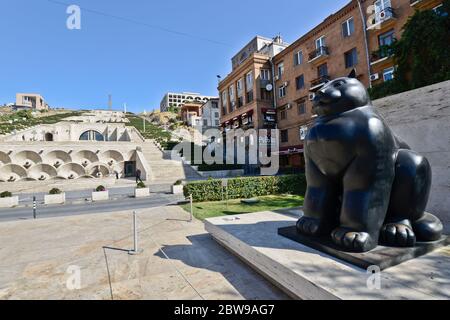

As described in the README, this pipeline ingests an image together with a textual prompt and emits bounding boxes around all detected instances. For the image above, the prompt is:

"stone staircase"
[141,140,202,184]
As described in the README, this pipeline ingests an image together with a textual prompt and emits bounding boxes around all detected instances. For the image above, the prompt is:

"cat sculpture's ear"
[348,69,357,79]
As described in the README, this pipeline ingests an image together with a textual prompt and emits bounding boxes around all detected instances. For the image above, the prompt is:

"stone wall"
[374,80,450,232]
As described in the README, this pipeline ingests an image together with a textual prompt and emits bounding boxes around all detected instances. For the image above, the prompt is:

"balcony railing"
[310,75,330,89]
[368,7,396,28]
[308,46,329,62]
[370,45,395,63]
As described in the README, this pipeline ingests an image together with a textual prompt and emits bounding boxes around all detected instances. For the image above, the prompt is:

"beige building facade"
[15,93,49,110]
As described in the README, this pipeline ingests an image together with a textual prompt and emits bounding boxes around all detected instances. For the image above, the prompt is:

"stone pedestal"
[205,211,450,300]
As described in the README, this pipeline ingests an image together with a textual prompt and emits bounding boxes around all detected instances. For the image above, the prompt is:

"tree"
[369,2,450,99]
[394,0,450,89]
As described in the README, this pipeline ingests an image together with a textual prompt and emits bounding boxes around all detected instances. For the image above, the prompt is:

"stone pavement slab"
[0,206,287,300]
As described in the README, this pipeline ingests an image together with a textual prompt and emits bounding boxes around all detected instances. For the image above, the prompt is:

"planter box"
[44,193,66,205]
[0,196,19,208]
[92,190,109,202]
[134,187,150,198]
[172,185,184,195]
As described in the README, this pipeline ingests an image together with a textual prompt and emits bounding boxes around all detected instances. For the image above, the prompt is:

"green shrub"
[136,181,146,189]
[0,191,12,198]
[184,174,306,202]
[95,185,106,192]
[174,179,183,186]
[49,188,62,195]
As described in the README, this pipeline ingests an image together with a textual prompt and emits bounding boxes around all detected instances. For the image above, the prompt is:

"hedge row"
[183,174,306,202]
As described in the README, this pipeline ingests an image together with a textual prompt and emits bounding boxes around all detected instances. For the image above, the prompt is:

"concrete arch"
[0,151,11,165]
[27,164,58,181]
[11,151,43,168]
[72,150,100,167]
[58,163,86,180]
[42,150,72,168]
[87,163,111,178]
[0,164,27,182]
[99,150,124,166]
[79,130,105,141]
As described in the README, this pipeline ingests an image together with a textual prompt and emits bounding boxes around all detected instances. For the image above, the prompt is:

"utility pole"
[143,109,146,133]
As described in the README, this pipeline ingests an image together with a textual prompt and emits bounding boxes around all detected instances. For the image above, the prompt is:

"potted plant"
[92,185,109,202]
[171,180,184,195]
[44,188,66,205]
[134,181,150,198]
[0,191,19,208]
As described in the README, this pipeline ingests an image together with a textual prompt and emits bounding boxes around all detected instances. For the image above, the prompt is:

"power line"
[46,0,231,47]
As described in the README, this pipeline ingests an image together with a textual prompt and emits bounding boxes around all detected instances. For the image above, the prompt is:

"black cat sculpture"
[297,70,443,253]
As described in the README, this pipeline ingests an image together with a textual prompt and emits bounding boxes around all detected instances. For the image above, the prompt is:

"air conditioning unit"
[283,81,289,87]
[274,75,280,81]
[370,73,380,81]
[309,93,315,101]
[286,104,292,110]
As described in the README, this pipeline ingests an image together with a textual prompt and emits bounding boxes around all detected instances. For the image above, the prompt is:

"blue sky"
[0,0,349,113]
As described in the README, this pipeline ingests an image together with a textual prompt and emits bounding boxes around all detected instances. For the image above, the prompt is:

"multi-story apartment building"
[15,93,49,110]
[218,35,289,133]
[160,92,216,112]
[273,0,445,169]
[363,0,445,85]
[200,98,220,130]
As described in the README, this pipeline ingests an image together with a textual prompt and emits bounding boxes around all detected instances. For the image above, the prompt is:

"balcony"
[308,46,330,65]
[410,0,432,9]
[310,75,330,91]
[370,45,395,65]
[367,7,397,31]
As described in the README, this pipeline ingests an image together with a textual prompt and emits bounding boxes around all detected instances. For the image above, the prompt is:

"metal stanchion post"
[189,194,193,222]
[33,196,37,219]
[129,211,143,255]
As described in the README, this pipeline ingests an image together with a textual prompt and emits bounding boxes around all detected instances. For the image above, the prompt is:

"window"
[383,67,395,82]
[342,17,355,37]
[214,112,220,118]
[294,50,303,66]
[278,85,287,98]
[315,36,326,49]
[433,4,447,16]
[203,119,208,126]
[221,91,227,108]
[229,85,235,109]
[260,88,272,101]
[215,120,220,126]
[79,130,104,141]
[296,75,305,90]
[238,96,244,108]
[379,29,395,47]
[237,79,243,95]
[277,62,284,77]
[246,90,254,103]
[246,72,253,91]
[298,101,306,115]
[281,130,289,143]
[374,0,393,23]
[344,48,358,68]
[318,63,328,77]
[280,109,287,121]
[261,69,271,81]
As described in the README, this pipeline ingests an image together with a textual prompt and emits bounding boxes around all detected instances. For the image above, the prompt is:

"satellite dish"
[265,84,273,92]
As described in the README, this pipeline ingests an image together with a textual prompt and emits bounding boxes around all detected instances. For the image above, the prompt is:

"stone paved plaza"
[0,206,287,300]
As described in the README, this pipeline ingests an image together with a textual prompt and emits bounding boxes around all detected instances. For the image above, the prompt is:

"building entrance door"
[124,161,136,177]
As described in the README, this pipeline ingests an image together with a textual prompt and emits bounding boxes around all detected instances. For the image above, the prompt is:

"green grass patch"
[180,194,304,221]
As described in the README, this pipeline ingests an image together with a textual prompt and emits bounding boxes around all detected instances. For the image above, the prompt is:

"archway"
[45,132,54,141]
[79,130,104,141]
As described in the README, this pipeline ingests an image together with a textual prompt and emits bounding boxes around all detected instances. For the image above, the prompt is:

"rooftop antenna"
[108,94,112,111]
